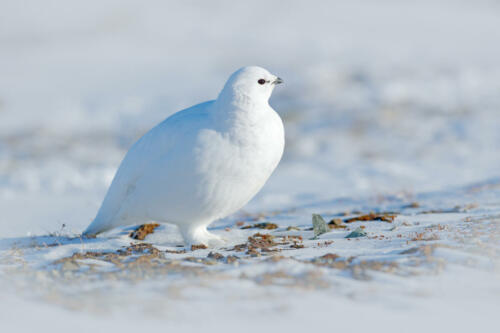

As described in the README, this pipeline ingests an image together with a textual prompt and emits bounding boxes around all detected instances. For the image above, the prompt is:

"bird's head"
[217,66,283,106]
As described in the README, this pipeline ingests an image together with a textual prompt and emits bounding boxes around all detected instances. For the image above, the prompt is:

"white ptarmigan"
[83,66,284,246]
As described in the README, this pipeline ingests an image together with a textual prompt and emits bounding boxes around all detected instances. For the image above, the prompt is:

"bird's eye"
[258,79,266,85]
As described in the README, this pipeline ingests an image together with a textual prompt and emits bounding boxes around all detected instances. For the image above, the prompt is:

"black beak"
[273,77,283,85]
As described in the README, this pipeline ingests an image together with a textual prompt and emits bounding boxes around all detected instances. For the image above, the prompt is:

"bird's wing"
[84,100,214,235]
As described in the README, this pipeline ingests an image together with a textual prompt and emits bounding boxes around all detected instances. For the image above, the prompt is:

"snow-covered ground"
[1,0,499,332]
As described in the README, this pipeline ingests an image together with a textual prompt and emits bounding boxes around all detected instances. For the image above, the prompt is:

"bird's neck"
[213,91,270,128]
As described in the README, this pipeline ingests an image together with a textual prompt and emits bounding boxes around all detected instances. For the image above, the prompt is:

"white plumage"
[84,66,285,246]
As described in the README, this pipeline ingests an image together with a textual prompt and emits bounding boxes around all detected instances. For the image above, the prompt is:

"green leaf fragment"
[345,227,367,238]
[312,214,329,238]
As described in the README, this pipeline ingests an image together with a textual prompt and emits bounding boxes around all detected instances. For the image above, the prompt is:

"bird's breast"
[192,112,284,214]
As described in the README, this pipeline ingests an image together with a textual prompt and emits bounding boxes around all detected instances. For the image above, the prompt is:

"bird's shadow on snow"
[0,222,239,252]
[0,225,147,251]
[0,233,107,251]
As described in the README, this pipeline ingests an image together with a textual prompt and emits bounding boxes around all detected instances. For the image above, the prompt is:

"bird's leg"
[179,224,224,248]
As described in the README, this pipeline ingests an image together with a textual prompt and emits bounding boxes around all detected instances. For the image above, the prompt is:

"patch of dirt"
[165,249,187,254]
[311,253,349,269]
[118,243,162,256]
[403,202,420,209]
[53,243,166,272]
[129,223,160,240]
[318,253,340,261]
[328,218,347,229]
[310,253,400,279]
[226,255,239,264]
[286,226,300,231]
[241,222,278,230]
[229,243,248,252]
[207,252,224,260]
[191,244,208,251]
[226,233,305,256]
[247,233,279,256]
[343,212,396,223]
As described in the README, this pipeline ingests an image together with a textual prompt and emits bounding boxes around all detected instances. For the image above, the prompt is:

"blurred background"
[1,0,500,236]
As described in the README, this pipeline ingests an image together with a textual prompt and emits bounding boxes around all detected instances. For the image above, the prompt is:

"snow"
[1,0,500,332]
